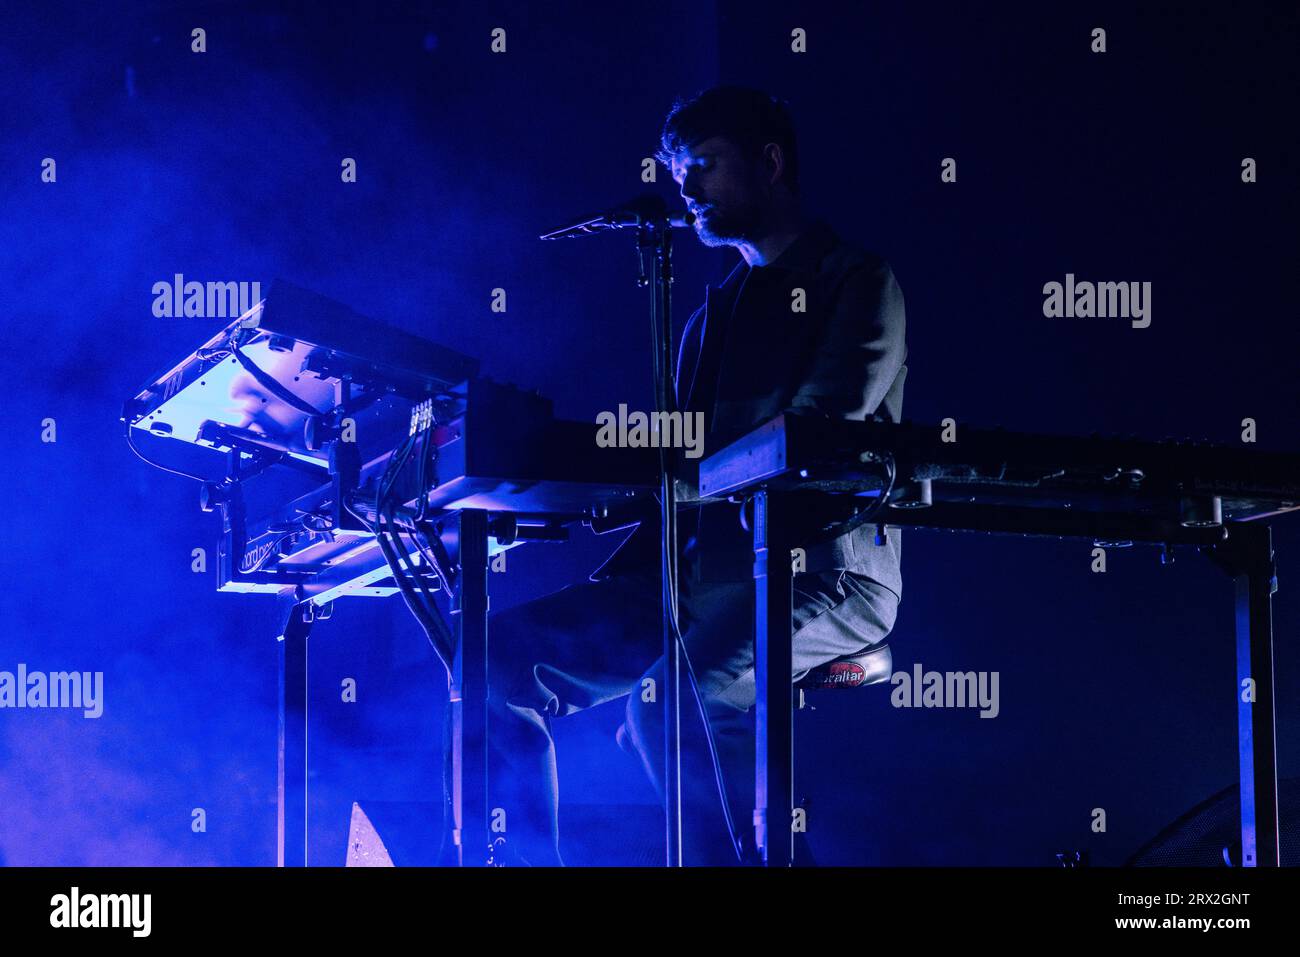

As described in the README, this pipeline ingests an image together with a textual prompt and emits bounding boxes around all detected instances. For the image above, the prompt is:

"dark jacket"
[593,220,907,600]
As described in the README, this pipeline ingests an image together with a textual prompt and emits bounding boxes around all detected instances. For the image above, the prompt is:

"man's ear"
[761,142,786,189]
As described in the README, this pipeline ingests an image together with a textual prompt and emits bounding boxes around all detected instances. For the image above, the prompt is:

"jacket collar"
[765,219,838,274]
[686,220,837,412]
[709,218,838,299]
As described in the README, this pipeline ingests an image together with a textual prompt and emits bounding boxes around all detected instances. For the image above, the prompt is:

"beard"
[691,193,766,247]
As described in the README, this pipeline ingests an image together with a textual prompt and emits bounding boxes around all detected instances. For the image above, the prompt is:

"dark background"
[0,0,1296,865]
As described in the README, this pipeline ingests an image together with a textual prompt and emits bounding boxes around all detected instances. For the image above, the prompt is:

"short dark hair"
[656,86,799,195]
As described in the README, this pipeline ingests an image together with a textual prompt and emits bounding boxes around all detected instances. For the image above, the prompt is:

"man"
[479,86,907,865]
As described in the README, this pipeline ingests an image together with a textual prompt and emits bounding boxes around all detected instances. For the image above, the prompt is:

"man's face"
[670,135,769,247]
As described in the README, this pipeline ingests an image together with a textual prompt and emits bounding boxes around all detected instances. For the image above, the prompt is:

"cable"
[243,531,298,572]
[392,495,451,618]
[399,517,441,579]
[647,236,747,864]
[374,434,456,671]
[414,519,459,590]
[415,429,434,522]
[342,492,376,534]
[228,329,322,417]
[126,327,323,479]
[399,517,459,595]
[383,418,462,666]
[125,422,210,482]
[393,520,449,624]
[376,514,454,671]
[663,538,747,863]
[344,430,454,670]
[808,452,898,544]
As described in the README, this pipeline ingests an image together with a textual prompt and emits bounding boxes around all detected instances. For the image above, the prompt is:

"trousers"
[455,560,899,865]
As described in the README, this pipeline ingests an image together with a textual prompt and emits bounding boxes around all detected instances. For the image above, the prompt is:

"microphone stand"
[541,195,689,866]
[634,210,684,868]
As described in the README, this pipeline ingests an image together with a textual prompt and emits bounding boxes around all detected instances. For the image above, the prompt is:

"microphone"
[539,194,695,240]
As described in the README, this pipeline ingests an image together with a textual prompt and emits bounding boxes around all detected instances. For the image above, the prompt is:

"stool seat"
[795,643,892,691]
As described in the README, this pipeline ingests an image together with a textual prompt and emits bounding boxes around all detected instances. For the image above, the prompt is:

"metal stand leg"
[1212,522,1281,867]
[450,509,491,866]
[640,217,682,869]
[664,564,683,867]
[753,490,795,866]
[276,589,311,867]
